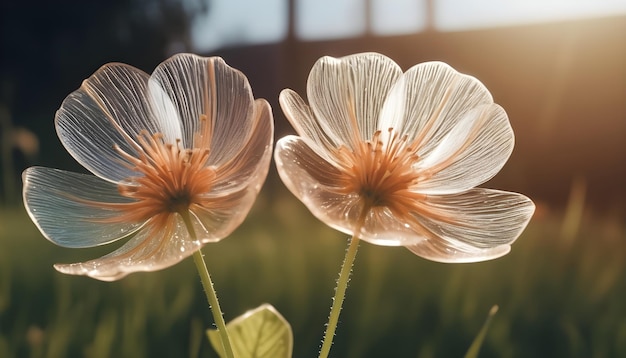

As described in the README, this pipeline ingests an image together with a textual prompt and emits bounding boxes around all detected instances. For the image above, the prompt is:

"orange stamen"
[333,128,424,214]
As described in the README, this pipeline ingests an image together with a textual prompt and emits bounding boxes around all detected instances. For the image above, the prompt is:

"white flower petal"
[378,61,494,157]
[405,188,535,263]
[358,205,431,246]
[279,88,339,161]
[22,167,142,248]
[191,99,274,238]
[55,63,170,183]
[275,136,354,224]
[149,54,255,165]
[212,99,274,194]
[53,213,205,281]
[191,189,259,242]
[307,53,402,149]
[413,103,514,194]
[147,79,184,142]
[408,243,512,264]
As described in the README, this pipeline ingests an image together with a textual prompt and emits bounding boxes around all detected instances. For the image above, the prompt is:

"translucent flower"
[275,52,534,263]
[23,54,273,280]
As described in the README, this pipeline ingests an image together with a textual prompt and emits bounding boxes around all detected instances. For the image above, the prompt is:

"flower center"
[335,128,420,209]
[113,131,216,223]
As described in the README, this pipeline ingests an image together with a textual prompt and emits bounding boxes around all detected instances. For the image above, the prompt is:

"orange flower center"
[335,128,423,210]
[112,131,216,223]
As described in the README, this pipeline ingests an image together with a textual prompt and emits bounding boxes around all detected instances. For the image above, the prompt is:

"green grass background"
[1,186,625,358]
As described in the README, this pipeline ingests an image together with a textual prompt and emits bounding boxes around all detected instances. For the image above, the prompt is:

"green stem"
[179,211,234,358]
[319,235,361,358]
[192,251,234,358]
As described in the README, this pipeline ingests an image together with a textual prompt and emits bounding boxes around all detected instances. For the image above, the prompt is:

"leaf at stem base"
[207,303,293,358]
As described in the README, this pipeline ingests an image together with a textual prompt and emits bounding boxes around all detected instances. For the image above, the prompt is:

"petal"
[279,89,339,161]
[412,103,514,194]
[358,205,433,246]
[212,99,274,194]
[22,167,142,248]
[405,188,535,263]
[378,61,494,157]
[274,136,356,228]
[53,213,205,281]
[191,99,274,238]
[56,63,182,183]
[306,53,403,149]
[191,189,259,242]
[149,54,255,165]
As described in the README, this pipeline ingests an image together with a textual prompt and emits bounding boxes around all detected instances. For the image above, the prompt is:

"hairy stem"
[319,235,361,358]
[180,211,234,358]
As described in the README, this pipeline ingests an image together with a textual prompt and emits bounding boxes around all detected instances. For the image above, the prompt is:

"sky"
[191,0,626,52]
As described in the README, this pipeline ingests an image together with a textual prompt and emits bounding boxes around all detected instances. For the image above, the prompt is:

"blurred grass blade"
[207,303,293,358]
[560,176,586,243]
[464,305,499,358]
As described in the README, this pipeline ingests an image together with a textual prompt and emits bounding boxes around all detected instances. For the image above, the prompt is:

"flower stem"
[179,211,234,358]
[319,235,361,358]
[192,250,234,358]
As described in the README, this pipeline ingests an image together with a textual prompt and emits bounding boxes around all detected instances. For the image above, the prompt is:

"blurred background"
[1,0,625,357]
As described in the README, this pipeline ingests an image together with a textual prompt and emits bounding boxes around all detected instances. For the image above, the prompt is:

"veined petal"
[54,213,205,281]
[275,136,354,224]
[275,136,345,197]
[178,99,274,242]
[22,167,142,248]
[212,99,274,194]
[405,188,535,263]
[191,188,259,242]
[56,63,182,183]
[408,242,512,263]
[358,205,431,246]
[189,99,274,238]
[279,89,339,161]
[149,54,255,165]
[307,53,402,149]
[378,61,494,157]
[413,103,514,194]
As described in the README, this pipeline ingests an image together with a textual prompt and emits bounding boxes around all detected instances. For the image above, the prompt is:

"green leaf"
[465,305,499,358]
[207,303,293,358]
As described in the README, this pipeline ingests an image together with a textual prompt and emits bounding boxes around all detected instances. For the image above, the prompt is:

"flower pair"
[23,53,534,281]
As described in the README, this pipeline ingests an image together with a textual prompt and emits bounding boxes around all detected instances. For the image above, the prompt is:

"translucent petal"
[378,61,494,158]
[53,213,206,281]
[279,89,339,162]
[274,136,424,246]
[212,99,274,194]
[191,99,274,239]
[275,136,345,199]
[358,204,433,246]
[412,103,514,194]
[405,188,535,263]
[191,189,259,242]
[275,136,353,225]
[149,54,255,165]
[56,63,181,183]
[307,53,402,149]
[407,242,511,264]
[22,167,142,248]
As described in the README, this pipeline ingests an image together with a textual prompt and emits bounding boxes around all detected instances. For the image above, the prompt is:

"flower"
[275,52,534,263]
[22,54,273,280]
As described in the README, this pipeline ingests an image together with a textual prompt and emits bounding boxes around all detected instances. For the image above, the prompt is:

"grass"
[0,189,625,357]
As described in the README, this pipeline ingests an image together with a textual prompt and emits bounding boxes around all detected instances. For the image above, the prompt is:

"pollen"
[334,128,423,211]
[111,131,216,223]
